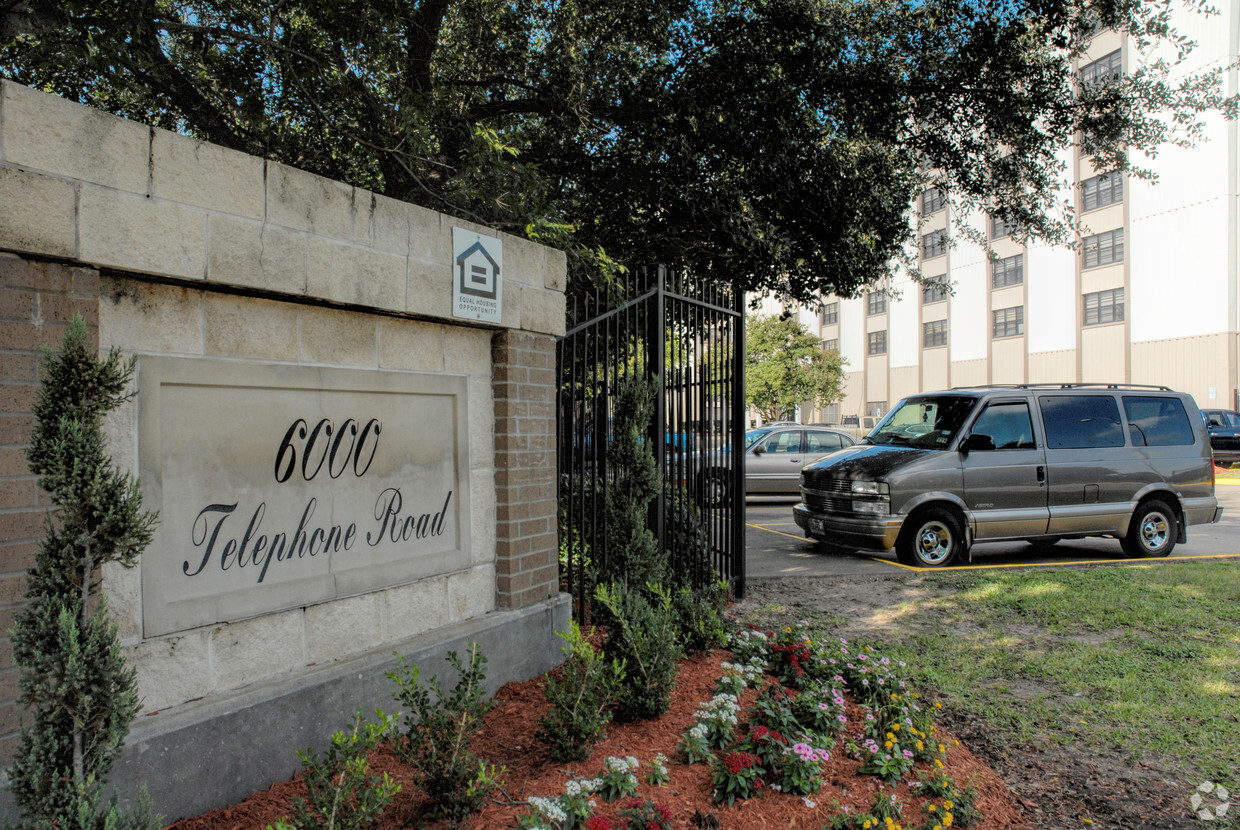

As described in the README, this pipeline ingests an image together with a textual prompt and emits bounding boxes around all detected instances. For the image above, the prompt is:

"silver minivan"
[793,384,1223,567]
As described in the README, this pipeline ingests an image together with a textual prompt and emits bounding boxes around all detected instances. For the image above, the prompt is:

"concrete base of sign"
[0,594,571,824]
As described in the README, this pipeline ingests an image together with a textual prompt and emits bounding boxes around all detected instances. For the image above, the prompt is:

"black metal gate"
[556,265,746,622]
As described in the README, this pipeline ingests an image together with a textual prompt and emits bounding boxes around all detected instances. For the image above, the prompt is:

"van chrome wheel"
[896,508,964,567]
[1121,499,1177,558]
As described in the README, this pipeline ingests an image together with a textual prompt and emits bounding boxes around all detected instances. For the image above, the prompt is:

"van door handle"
[1037,465,1045,483]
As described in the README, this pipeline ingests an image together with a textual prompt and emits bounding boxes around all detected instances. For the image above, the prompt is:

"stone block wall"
[0,80,569,818]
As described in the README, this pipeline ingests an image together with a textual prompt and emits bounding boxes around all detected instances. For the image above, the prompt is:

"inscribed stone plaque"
[138,358,471,637]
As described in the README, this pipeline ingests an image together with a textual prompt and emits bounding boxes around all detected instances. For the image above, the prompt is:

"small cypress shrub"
[671,580,729,655]
[596,374,665,588]
[594,582,681,721]
[537,622,626,761]
[9,315,160,830]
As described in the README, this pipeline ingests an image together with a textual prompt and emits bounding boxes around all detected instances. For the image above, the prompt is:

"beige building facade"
[768,10,1240,424]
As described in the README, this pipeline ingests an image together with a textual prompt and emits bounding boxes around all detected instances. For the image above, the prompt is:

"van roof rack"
[949,382,1174,392]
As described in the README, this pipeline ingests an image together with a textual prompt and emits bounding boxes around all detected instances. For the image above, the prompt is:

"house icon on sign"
[456,241,500,300]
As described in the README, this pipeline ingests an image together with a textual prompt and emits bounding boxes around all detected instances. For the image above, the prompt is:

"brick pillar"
[0,253,101,762]
[492,329,560,609]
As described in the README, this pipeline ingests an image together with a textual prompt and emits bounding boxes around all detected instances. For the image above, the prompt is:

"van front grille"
[802,490,852,514]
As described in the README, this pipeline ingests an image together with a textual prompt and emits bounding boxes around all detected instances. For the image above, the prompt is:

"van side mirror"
[752,445,766,455]
[960,433,996,453]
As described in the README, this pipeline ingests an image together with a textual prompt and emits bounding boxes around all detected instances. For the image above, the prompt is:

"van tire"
[896,508,964,567]
[1121,499,1178,558]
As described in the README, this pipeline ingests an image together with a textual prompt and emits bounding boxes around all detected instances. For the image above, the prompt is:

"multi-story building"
[759,10,1240,425]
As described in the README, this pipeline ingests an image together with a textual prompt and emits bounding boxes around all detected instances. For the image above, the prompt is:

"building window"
[923,319,948,348]
[821,302,839,325]
[1084,287,1125,325]
[991,214,1017,240]
[867,291,887,315]
[868,330,888,355]
[822,338,839,352]
[1081,49,1123,89]
[992,253,1024,288]
[993,306,1024,338]
[1082,171,1123,212]
[922,187,947,214]
[922,229,948,259]
[866,401,887,418]
[1083,228,1124,268]
[923,282,949,304]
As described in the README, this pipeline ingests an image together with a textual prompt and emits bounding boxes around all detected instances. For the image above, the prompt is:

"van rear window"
[1039,395,1125,448]
[1122,396,1194,446]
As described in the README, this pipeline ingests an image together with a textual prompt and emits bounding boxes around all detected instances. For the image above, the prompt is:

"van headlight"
[851,480,890,515]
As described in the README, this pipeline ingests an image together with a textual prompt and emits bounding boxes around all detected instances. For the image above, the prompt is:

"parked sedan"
[702,425,858,506]
[1202,408,1240,466]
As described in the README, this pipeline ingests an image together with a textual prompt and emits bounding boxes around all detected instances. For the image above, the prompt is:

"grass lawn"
[747,563,1240,792]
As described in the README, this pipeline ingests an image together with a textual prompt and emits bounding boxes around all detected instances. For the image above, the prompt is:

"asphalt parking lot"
[744,480,1240,579]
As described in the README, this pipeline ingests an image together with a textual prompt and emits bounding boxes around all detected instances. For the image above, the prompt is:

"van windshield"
[867,395,979,449]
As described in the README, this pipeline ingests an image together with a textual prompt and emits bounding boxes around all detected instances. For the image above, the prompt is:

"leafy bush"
[269,713,400,830]
[385,643,503,821]
[594,582,681,721]
[671,581,729,655]
[538,621,626,761]
[596,755,640,802]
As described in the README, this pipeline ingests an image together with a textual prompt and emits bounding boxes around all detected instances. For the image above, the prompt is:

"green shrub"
[594,582,681,721]
[270,712,400,830]
[597,375,665,588]
[385,643,503,822]
[9,316,160,830]
[671,580,729,655]
[537,621,626,761]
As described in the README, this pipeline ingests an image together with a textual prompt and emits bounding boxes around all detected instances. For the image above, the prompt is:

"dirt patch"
[735,575,1205,829]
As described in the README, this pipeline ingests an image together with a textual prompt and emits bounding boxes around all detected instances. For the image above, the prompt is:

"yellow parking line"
[882,552,1240,572]
[746,522,810,542]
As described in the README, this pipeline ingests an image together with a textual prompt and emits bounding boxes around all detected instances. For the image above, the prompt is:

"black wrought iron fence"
[556,265,746,622]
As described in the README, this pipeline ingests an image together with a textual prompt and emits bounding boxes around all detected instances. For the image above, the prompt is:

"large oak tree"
[2,0,1231,300]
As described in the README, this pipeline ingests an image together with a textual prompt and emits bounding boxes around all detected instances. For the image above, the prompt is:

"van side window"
[970,402,1037,449]
[1122,396,1194,446]
[1039,395,1125,448]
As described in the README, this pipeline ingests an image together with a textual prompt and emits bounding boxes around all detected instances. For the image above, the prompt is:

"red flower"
[656,804,672,821]
[585,817,613,830]
[723,751,761,774]
[623,796,644,809]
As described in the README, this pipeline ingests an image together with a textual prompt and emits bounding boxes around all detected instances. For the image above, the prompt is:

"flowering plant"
[617,797,673,830]
[727,628,771,665]
[677,724,711,764]
[749,682,800,735]
[851,728,916,783]
[775,742,831,795]
[734,724,789,770]
[715,658,766,696]
[792,683,848,739]
[710,750,765,807]
[644,753,670,786]
[597,756,640,802]
[694,692,740,747]
[515,778,601,829]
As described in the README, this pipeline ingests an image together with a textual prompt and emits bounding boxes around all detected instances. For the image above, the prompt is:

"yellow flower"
[917,740,924,750]
[892,723,901,731]
[934,825,942,830]
[928,804,936,812]
[939,743,946,753]
[944,800,953,811]
[886,732,895,740]
[943,813,953,827]
[934,758,944,769]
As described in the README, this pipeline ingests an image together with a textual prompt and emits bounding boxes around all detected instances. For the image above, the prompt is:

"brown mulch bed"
[164,648,1025,830]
